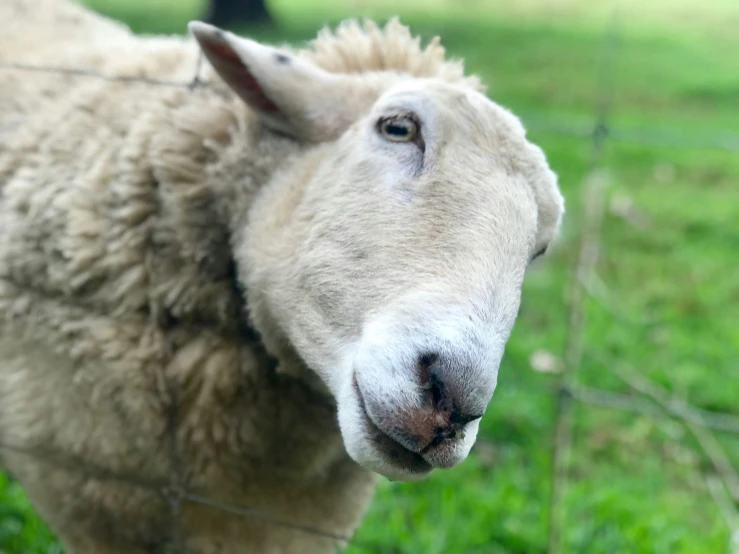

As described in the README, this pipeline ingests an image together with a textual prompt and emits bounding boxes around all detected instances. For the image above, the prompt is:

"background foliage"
[1,0,738,552]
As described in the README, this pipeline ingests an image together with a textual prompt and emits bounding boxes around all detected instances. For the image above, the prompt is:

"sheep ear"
[189,21,361,142]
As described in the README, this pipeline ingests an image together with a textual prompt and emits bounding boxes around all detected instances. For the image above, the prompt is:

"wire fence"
[1,10,738,554]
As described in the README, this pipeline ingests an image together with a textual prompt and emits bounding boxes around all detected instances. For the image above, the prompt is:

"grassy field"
[2,0,738,552]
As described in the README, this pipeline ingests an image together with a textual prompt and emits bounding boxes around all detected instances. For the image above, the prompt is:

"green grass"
[0,474,59,554]
[3,0,739,553]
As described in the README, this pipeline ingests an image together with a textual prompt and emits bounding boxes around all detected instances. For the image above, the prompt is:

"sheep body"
[1,1,564,552]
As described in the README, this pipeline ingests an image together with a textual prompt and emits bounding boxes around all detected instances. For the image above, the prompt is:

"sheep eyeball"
[377,116,419,143]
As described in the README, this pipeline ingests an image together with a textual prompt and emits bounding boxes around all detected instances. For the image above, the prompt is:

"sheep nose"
[360,352,483,463]
[415,353,481,445]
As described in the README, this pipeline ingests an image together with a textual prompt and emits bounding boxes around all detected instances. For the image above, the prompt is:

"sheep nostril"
[417,352,438,387]
[417,353,454,414]
[449,411,483,427]
[430,378,444,409]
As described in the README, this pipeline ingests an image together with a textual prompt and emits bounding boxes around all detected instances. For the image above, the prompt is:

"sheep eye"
[531,247,548,261]
[378,117,418,143]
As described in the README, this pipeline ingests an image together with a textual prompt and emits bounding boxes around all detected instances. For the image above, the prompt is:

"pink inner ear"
[201,37,279,114]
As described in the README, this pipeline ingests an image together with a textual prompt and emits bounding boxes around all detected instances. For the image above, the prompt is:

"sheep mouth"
[353,377,432,477]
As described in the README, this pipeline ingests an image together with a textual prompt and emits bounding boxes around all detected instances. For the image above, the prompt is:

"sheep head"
[191,21,565,481]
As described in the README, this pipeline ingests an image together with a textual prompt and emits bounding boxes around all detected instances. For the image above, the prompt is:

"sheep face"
[192,22,564,481]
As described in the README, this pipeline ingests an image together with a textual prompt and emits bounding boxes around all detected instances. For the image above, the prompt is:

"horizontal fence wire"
[2,60,739,153]
[524,116,739,153]
[0,438,386,553]
[0,61,206,89]
[1,17,738,553]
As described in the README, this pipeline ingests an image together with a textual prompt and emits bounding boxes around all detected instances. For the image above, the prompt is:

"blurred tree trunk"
[206,0,272,26]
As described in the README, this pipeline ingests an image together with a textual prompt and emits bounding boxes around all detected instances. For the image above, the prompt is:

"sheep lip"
[353,378,432,476]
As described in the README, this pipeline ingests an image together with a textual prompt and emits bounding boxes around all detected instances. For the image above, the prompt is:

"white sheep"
[0,0,564,552]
